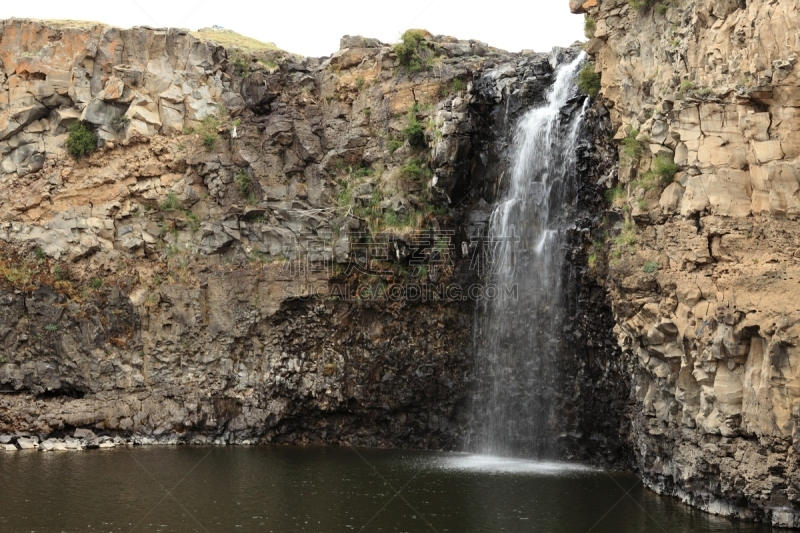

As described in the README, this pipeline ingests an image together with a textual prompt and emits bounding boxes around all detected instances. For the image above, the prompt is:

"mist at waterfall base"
[467,52,591,459]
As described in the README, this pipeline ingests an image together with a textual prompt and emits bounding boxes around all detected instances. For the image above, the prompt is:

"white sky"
[0,1,584,57]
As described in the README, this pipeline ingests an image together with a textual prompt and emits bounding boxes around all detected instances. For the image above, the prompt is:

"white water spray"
[470,52,589,458]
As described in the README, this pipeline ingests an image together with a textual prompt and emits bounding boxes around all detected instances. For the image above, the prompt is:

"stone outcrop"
[575,0,800,526]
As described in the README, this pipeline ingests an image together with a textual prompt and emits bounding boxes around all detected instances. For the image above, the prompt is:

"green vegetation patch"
[66,122,97,159]
[577,62,601,98]
[403,111,426,149]
[634,154,678,191]
[160,191,182,211]
[584,15,596,39]
[621,129,644,167]
[394,29,435,74]
[605,186,626,206]
[643,261,659,273]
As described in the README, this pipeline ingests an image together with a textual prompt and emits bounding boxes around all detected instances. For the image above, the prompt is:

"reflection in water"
[0,446,769,533]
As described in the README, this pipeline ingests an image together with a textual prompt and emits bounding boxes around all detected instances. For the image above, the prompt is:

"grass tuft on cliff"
[636,154,678,190]
[190,28,280,53]
[584,15,596,39]
[621,129,644,167]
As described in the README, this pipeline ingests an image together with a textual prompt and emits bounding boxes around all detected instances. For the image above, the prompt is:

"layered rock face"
[0,20,625,453]
[0,20,501,448]
[574,0,800,526]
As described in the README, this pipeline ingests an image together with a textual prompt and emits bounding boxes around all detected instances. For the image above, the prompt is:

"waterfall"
[469,52,589,458]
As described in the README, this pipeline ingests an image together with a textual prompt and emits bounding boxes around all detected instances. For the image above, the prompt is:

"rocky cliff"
[0,20,492,448]
[573,0,800,526]
[0,20,626,458]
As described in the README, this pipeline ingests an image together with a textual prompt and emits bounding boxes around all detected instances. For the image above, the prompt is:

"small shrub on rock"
[577,62,601,98]
[394,29,434,73]
[199,115,221,150]
[387,138,403,155]
[651,154,678,183]
[66,122,97,159]
[605,186,626,206]
[403,109,426,149]
[634,154,678,192]
[399,158,431,180]
[111,114,130,133]
[160,191,182,211]
[621,129,644,166]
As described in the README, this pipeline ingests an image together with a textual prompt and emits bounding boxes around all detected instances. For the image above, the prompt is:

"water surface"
[0,446,769,532]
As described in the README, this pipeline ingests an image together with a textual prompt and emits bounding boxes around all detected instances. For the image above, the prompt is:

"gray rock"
[0,103,48,142]
[241,72,280,114]
[339,35,384,49]
[199,224,234,255]
[81,99,123,126]
[16,437,38,450]
[74,429,99,448]
[0,434,14,444]
[64,437,82,450]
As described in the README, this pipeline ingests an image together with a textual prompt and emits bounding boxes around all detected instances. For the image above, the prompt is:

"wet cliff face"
[574,0,800,526]
[442,48,631,467]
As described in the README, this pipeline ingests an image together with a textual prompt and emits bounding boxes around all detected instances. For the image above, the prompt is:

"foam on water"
[437,454,594,475]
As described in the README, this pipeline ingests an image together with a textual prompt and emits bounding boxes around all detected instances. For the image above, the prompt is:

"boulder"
[81,99,122,126]
[98,77,126,101]
[64,437,83,450]
[659,182,684,213]
[74,428,99,448]
[340,35,383,49]
[16,437,39,449]
[569,0,587,14]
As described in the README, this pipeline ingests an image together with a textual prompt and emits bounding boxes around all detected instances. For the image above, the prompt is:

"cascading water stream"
[469,52,589,458]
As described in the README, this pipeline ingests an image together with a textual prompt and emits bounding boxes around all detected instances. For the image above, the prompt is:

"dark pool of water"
[0,446,770,532]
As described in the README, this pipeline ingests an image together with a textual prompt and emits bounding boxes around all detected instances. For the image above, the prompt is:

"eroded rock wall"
[0,20,623,453]
[574,0,800,526]
[0,20,510,448]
